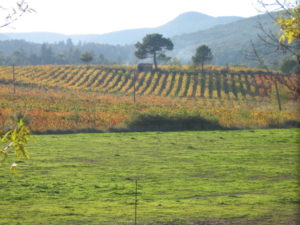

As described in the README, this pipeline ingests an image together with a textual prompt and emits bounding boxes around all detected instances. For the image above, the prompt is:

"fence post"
[133,73,136,104]
[12,64,16,95]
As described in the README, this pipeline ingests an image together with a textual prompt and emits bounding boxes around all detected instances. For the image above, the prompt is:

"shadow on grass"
[267,120,300,129]
[30,116,300,134]
[32,128,104,135]
[125,114,226,132]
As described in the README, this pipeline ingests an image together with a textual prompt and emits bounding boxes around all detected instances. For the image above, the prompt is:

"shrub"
[126,113,224,131]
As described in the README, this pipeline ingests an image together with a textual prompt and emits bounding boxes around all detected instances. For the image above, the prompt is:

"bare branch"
[0,0,35,29]
[250,0,300,66]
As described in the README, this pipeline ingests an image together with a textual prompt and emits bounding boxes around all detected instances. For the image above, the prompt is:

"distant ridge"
[154,11,243,37]
[0,11,243,45]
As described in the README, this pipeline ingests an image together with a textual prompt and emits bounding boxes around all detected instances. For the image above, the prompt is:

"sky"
[0,0,297,35]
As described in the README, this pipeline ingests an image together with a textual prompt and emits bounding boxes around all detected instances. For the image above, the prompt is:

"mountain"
[69,12,243,45]
[0,12,243,45]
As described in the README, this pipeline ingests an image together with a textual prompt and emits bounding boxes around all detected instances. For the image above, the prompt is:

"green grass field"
[0,129,299,225]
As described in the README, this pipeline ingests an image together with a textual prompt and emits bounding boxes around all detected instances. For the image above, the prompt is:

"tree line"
[0,39,135,66]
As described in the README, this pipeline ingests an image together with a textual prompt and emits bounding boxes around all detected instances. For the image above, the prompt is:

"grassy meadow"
[0,129,299,225]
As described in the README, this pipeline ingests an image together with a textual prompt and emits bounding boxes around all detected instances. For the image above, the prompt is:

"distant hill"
[0,32,67,44]
[0,12,243,45]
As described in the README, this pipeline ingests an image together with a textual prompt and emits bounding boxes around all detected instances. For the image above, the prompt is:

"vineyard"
[0,65,298,100]
[0,65,299,133]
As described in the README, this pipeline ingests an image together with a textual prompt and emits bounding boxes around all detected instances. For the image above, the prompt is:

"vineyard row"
[0,65,295,101]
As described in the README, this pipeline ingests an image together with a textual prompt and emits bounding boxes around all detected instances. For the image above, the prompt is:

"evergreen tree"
[135,33,174,70]
[80,51,94,66]
[192,45,213,72]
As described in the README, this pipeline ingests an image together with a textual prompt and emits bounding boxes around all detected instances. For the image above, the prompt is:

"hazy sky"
[0,0,297,34]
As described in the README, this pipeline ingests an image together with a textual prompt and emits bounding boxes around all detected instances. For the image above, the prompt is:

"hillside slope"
[171,13,282,66]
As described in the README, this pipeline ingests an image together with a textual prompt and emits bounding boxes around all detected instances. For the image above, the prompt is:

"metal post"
[134,180,138,225]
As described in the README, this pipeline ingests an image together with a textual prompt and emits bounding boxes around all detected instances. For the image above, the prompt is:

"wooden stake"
[274,77,282,111]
